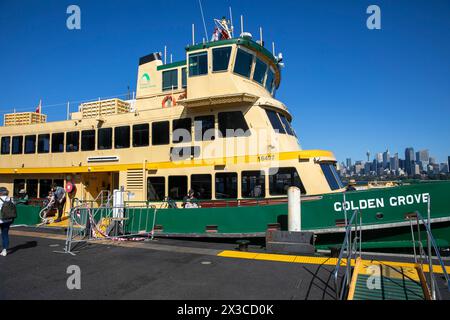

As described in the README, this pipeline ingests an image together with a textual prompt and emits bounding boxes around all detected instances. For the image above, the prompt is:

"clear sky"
[1,0,449,163]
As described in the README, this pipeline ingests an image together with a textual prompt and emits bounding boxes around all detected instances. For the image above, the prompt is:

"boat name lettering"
[333,193,430,212]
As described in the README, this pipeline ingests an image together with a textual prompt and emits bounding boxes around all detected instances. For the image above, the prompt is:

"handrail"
[406,211,450,300]
[332,209,362,300]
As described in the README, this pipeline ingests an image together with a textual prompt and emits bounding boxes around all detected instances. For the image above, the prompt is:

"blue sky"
[0,0,449,163]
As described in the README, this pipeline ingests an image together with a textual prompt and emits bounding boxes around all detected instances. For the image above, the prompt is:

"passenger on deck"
[0,187,13,257]
[51,184,66,223]
[183,189,198,209]
[16,189,29,205]
[346,179,357,192]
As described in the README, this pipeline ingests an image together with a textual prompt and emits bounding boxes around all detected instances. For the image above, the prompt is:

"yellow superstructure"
[0,36,344,214]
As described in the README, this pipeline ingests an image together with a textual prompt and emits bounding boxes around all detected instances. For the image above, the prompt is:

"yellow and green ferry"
[1,20,450,251]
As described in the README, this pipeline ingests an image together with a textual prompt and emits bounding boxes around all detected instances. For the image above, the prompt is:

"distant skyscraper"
[416,150,429,162]
[405,147,414,175]
[448,156,450,171]
[429,157,436,165]
[366,151,370,162]
[383,149,390,169]
[390,153,399,172]
[346,158,352,169]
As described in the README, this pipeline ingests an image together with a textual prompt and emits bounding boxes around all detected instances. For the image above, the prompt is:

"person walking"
[51,183,66,223]
[0,187,14,257]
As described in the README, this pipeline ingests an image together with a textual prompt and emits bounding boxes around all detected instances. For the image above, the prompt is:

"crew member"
[51,183,66,222]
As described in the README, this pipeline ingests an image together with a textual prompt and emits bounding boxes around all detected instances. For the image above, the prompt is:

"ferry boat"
[1,17,449,251]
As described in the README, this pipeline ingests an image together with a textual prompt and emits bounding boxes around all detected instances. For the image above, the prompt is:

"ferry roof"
[185,37,279,66]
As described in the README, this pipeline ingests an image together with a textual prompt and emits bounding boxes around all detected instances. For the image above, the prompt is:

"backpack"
[0,197,17,220]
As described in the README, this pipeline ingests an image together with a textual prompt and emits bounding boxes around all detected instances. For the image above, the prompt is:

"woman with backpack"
[0,187,15,257]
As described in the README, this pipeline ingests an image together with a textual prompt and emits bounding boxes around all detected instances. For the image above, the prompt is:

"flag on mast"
[35,99,42,114]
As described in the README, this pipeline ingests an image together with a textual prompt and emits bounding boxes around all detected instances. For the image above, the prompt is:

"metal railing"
[332,209,363,300]
[406,210,450,300]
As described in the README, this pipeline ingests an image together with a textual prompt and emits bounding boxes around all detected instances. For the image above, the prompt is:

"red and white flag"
[35,99,42,114]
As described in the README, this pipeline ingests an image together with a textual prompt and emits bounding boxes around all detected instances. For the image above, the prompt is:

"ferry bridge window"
[218,111,250,138]
[81,130,96,151]
[114,126,130,149]
[269,167,306,196]
[173,118,192,143]
[242,171,266,198]
[51,133,64,153]
[24,135,36,154]
[194,115,215,141]
[147,177,165,201]
[215,173,238,199]
[66,131,79,152]
[98,128,112,150]
[1,137,10,155]
[182,67,187,88]
[133,124,149,147]
[320,163,344,191]
[253,58,268,85]
[168,176,187,201]
[279,114,296,136]
[12,136,23,155]
[266,68,275,93]
[39,179,52,198]
[162,69,178,91]
[38,134,50,153]
[191,174,212,200]
[152,121,170,146]
[13,179,25,198]
[189,52,208,77]
[265,109,286,134]
[26,179,38,198]
[233,48,254,78]
[213,46,232,72]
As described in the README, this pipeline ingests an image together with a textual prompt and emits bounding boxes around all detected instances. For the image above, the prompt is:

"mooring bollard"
[288,186,301,232]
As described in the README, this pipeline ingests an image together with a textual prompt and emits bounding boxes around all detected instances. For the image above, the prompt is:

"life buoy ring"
[65,182,76,194]
[178,91,187,101]
[162,95,176,108]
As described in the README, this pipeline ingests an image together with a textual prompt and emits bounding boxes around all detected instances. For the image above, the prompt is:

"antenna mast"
[229,7,234,37]
[198,0,208,42]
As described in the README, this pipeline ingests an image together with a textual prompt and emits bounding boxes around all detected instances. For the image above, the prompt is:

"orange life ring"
[162,95,176,108]
[65,181,76,194]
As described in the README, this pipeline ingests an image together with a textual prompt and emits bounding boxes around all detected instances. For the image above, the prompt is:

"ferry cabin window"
[13,179,25,198]
[191,174,212,200]
[172,118,192,143]
[114,126,130,149]
[98,128,112,150]
[24,135,36,154]
[38,134,50,153]
[168,176,187,201]
[27,179,38,198]
[218,111,250,138]
[242,171,266,198]
[265,109,286,134]
[182,67,187,88]
[133,124,149,147]
[39,179,52,198]
[212,46,232,72]
[233,48,253,78]
[269,167,306,195]
[1,137,10,155]
[278,114,295,136]
[253,58,268,85]
[194,115,215,141]
[12,136,23,155]
[320,163,344,191]
[54,179,64,188]
[147,177,165,201]
[66,131,80,152]
[51,133,64,153]
[189,52,208,77]
[152,121,170,145]
[162,69,178,91]
[81,130,96,151]
[266,68,275,93]
[215,173,238,199]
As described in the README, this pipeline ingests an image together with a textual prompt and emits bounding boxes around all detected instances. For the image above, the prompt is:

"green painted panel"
[157,60,187,71]
[354,275,424,300]
[13,205,42,226]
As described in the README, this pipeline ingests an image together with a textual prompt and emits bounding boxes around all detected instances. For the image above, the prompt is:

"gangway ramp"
[347,258,431,300]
